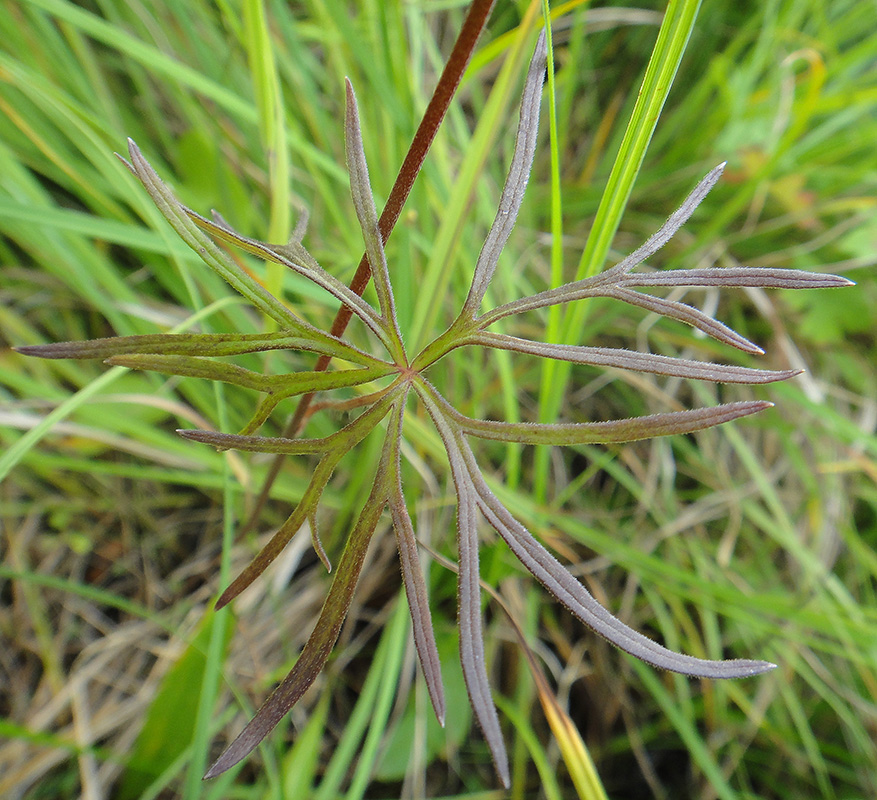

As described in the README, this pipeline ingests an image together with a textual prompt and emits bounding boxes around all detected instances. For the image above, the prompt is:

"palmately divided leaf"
[16,19,853,787]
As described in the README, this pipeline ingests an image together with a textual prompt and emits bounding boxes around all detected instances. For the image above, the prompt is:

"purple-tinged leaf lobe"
[462,31,547,320]
[620,266,855,290]
[470,332,799,383]
[458,436,776,679]
[204,424,396,778]
[417,385,510,787]
[446,399,775,445]
[177,428,328,455]
[386,402,446,725]
[344,79,403,353]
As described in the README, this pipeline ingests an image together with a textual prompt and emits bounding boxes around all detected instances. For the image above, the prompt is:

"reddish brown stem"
[242,0,497,532]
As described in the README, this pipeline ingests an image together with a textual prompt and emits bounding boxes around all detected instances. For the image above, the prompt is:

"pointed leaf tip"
[344,78,356,117]
[214,586,236,611]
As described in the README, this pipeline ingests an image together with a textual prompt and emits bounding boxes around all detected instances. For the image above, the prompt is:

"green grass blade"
[244,0,290,304]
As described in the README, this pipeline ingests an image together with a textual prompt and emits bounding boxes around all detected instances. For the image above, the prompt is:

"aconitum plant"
[17,33,851,786]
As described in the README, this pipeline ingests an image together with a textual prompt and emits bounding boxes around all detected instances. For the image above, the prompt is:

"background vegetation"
[1,0,875,798]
